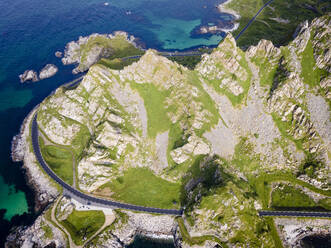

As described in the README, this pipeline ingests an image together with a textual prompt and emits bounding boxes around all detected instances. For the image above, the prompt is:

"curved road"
[32,113,182,216]
[235,0,275,40]
[259,210,331,218]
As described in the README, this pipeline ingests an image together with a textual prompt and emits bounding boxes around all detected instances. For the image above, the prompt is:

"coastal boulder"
[19,70,39,83]
[39,64,58,80]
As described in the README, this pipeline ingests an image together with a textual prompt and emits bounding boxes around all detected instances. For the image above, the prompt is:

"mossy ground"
[99,167,181,209]
[61,210,105,246]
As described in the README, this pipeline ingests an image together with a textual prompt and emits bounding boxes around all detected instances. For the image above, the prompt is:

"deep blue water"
[0,0,234,245]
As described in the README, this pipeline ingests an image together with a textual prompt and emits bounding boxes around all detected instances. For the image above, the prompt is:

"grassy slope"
[100,167,181,209]
[61,210,105,246]
[271,184,322,209]
[39,138,74,185]
[131,83,172,138]
[226,0,330,47]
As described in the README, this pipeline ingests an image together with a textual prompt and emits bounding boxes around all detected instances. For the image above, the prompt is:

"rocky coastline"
[61,31,143,74]
[11,106,59,212]
[193,0,240,36]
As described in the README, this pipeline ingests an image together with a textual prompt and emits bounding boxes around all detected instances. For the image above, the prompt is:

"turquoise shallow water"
[0,0,234,244]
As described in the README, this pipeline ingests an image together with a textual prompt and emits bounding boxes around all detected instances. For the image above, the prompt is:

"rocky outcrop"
[62,32,141,74]
[19,70,39,83]
[89,211,176,247]
[5,211,66,248]
[39,64,58,80]
[275,218,331,248]
[55,51,63,58]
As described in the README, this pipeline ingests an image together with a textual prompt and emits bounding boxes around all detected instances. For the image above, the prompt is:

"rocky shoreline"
[61,31,143,74]
[11,106,59,212]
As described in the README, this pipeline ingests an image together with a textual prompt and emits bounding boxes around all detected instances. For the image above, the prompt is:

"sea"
[0,0,234,245]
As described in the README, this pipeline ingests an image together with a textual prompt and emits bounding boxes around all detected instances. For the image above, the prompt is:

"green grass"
[100,167,181,209]
[248,172,331,209]
[226,0,330,48]
[97,57,139,70]
[41,221,53,240]
[176,217,228,247]
[40,138,74,185]
[131,83,172,138]
[61,210,105,246]
[232,137,261,172]
[300,38,329,105]
[264,217,284,248]
[271,184,316,208]
[80,34,143,69]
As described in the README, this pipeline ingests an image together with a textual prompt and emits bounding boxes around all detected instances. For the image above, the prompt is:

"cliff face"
[10,14,330,248]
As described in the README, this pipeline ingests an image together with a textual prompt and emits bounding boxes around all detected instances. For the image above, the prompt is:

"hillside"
[223,0,331,48]
[9,14,330,248]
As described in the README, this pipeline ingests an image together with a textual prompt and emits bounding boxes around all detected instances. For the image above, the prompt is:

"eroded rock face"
[39,64,58,80]
[19,69,39,83]
[6,211,66,248]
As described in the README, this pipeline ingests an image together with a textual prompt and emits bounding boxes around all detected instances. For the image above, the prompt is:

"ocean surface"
[0,0,234,245]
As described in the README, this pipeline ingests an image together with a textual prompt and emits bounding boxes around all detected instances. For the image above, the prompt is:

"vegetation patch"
[176,217,227,247]
[80,35,143,69]
[131,83,172,138]
[226,0,330,47]
[39,138,74,185]
[100,167,181,209]
[271,184,316,209]
[61,210,105,246]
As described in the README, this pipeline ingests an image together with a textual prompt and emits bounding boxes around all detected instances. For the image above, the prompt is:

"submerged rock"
[55,51,63,58]
[19,70,39,83]
[39,64,58,80]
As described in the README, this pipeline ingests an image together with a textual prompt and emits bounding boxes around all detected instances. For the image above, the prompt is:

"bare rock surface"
[39,64,58,80]
[19,70,39,83]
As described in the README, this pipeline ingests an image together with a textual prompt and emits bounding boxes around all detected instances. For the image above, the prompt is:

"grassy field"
[225,0,330,48]
[61,210,105,245]
[248,172,331,209]
[39,138,74,185]
[131,83,172,138]
[100,167,181,209]
[271,184,316,208]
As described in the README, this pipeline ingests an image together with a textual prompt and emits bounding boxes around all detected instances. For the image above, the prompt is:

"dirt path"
[51,197,80,248]
[83,211,116,247]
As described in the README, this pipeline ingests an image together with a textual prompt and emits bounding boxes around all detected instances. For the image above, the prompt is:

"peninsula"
[8,10,331,248]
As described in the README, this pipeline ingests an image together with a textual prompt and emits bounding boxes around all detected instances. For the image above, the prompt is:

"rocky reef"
[39,64,58,80]
[8,14,331,248]
[19,64,58,83]
[19,70,39,83]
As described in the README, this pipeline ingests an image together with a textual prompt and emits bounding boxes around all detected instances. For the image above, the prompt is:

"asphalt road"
[259,210,331,218]
[235,0,275,40]
[31,113,182,216]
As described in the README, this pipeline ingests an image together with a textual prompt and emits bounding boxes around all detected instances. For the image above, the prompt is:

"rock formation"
[39,64,58,80]
[19,70,39,83]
